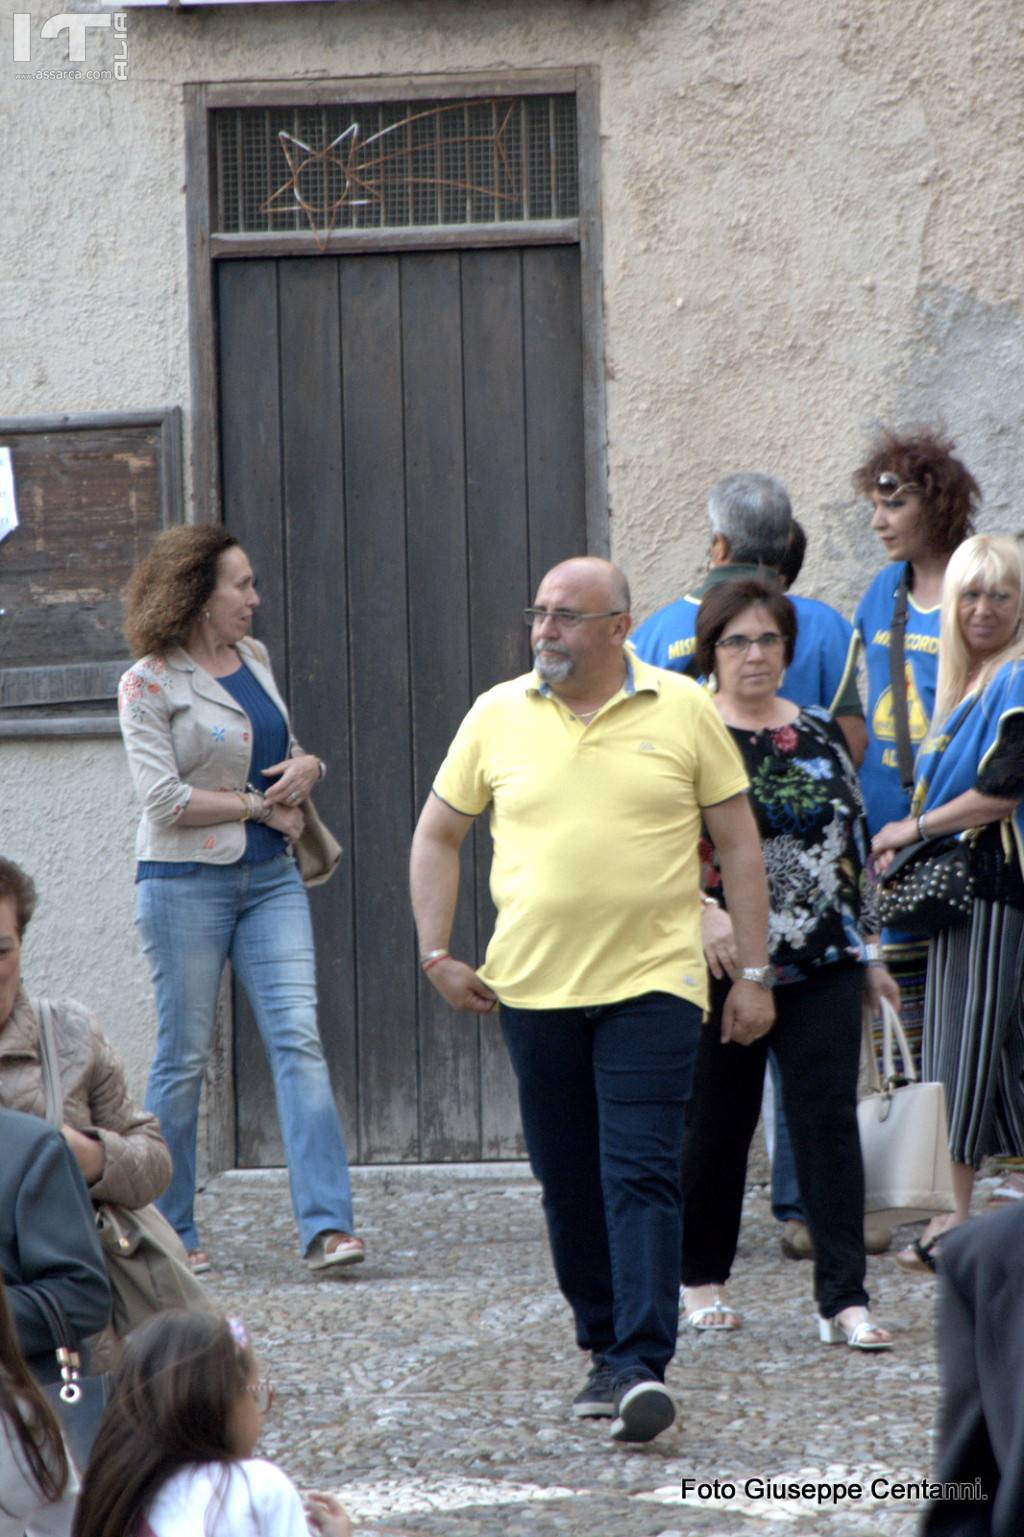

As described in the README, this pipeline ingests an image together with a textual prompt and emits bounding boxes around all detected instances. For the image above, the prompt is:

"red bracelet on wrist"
[421,950,450,973]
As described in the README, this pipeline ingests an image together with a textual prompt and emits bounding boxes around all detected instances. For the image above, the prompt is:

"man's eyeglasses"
[715,632,785,655]
[523,608,624,629]
[875,473,921,506]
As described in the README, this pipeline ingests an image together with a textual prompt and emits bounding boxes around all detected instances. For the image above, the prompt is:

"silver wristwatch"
[738,965,775,991]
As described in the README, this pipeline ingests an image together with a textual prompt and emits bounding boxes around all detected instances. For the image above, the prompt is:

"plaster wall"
[2,0,1022,1101]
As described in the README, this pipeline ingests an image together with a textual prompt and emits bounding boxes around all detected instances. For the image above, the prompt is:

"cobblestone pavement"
[193,1160,960,1537]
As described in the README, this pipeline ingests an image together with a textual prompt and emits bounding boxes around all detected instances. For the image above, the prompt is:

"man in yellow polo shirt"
[410,556,772,1445]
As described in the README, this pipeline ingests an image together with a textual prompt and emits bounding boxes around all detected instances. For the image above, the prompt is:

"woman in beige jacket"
[0,858,170,1210]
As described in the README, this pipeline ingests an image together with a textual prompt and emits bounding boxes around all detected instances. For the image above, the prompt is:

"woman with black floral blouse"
[681,578,900,1352]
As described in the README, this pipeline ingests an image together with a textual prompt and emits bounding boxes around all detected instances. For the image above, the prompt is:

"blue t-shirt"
[630,578,857,715]
[854,563,941,837]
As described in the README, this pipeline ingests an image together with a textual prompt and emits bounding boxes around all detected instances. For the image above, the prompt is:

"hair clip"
[227,1317,250,1351]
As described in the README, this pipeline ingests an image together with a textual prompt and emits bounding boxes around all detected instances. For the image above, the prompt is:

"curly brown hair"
[123,526,239,657]
[852,427,980,556]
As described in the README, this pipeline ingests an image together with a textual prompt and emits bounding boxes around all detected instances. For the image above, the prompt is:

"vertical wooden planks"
[341,254,420,1162]
[523,247,587,586]
[217,241,587,1167]
[278,258,360,1161]
[217,260,287,1167]
[218,262,288,674]
[402,252,482,1160]
[461,248,531,1157]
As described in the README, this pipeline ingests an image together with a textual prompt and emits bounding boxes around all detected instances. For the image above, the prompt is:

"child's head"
[118,1311,258,1455]
[72,1312,266,1537]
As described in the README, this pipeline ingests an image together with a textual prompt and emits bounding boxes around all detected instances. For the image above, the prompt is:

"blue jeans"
[768,1051,805,1222]
[501,992,700,1385]
[136,855,355,1253]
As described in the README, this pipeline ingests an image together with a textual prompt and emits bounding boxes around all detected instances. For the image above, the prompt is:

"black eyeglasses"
[523,608,624,629]
[876,473,921,506]
[715,632,785,655]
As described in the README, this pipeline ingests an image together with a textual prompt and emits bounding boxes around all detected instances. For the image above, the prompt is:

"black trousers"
[681,963,868,1319]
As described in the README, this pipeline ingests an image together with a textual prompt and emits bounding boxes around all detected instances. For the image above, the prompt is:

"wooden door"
[216,245,587,1163]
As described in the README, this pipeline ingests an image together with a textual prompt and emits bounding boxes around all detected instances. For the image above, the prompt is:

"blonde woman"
[873,535,1024,1271]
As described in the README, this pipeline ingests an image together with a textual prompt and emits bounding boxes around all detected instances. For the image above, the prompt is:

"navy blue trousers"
[501,991,701,1383]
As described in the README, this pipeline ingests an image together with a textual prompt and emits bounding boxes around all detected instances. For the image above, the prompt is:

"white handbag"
[857,997,955,1223]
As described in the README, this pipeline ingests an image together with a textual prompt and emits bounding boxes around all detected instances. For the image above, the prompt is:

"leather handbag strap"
[32,997,65,1129]
[31,1282,73,1355]
[861,996,919,1096]
[888,570,916,792]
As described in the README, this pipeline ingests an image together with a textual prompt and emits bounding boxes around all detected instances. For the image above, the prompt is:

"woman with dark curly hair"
[850,430,981,1064]
[853,429,980,835]
[119,527,362,1277]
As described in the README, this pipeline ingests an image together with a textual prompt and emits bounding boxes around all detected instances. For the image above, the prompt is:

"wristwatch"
[738,965,775,991]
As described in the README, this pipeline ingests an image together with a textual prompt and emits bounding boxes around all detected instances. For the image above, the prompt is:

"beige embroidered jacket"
[118,636,301,865]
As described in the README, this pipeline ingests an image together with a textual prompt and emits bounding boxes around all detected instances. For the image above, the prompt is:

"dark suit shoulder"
[0,1107,64,1160]
[938,1204,1024,1289]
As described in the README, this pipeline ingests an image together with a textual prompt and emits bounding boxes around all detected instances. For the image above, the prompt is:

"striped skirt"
[922,899,1024,1167]
[873,938,928,1068]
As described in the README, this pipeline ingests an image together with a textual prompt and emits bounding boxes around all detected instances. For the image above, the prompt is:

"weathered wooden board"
[0,411,181,717]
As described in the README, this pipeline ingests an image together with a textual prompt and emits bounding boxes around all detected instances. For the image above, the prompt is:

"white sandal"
[684,1287,742,1332]
[818,1308,892,1351]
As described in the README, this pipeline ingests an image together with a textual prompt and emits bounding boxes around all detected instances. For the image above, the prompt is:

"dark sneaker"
[609,1376,676,1444]
[572,1358,616,1419]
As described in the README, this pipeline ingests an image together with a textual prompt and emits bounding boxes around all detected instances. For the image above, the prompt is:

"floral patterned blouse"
[702,705,879,985]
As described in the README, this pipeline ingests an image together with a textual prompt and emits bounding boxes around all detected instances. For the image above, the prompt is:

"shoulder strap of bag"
[888,569,916,793]
[31,1282,73,1355]
[32,997,65,1129]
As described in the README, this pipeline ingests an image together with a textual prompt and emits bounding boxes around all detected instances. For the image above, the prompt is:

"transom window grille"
[213,96,579,235]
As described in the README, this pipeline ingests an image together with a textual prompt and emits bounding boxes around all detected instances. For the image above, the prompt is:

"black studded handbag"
[877,834,974,935]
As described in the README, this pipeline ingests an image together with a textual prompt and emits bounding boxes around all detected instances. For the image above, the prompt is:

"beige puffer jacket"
[1,986,171,1209]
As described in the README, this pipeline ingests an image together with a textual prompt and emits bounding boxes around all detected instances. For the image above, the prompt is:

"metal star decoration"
[261,101,518,251]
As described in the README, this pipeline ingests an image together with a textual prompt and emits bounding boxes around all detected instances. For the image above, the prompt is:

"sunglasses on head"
[876,472,921,504]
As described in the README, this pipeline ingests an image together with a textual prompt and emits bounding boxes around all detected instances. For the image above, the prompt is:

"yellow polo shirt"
[432,655,749,1011]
